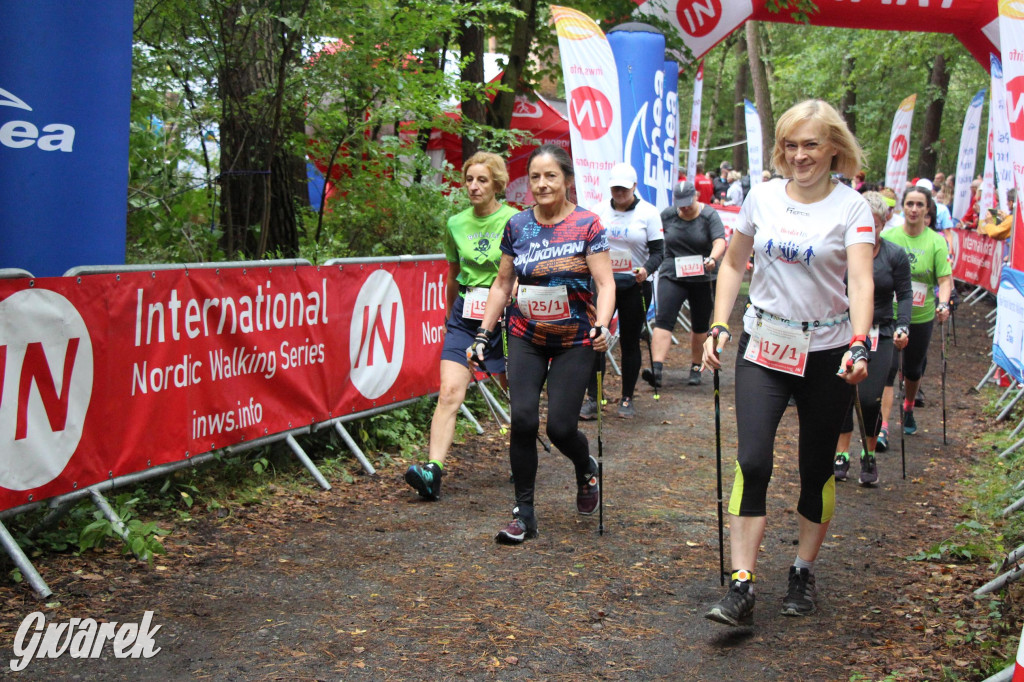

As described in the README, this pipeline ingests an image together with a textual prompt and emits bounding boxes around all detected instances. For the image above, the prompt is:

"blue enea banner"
[995,267,1024,384]
[0,2,133,277]
[607,24,672,208]
[661,61,679,211]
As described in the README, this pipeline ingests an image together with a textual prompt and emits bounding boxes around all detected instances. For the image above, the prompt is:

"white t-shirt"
[593,195,663,280]
[738,178,875,351]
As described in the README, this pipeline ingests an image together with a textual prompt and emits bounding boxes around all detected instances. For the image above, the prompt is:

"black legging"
[730,333,854,523]
[840,335,894,438]
[506,335,596,522]
[588,281,652,399]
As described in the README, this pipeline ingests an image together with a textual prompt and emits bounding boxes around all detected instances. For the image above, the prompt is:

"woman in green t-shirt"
[405,152,517,502]
[876,185,952,443]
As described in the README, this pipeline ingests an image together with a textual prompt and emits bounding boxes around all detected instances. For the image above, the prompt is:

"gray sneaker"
[705,579,755,626]
[617,396,635,419]
[780,566,817,616]
[579,398,598,421]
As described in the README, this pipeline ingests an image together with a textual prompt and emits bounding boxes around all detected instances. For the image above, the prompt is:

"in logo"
[0,289,93,491]
[569,86,614,141]
[0,87,75,152]
[349,270,405,400]
[676,0,722,38]
[890,134,908,162]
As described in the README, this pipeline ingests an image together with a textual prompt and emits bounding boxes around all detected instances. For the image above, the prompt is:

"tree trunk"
[917,51,950,181]
[745,21,774,166]
[217,1,304,260]
[460,0,485,161]
[701,34,735,167]
[732,29,749,172]
[487,0,537,130]
[839,55,856,137]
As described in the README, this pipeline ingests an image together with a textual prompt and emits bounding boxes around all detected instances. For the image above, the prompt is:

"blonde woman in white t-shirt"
[701,99,875,627]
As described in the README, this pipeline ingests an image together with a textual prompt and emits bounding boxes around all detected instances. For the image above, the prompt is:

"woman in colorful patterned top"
[468,144,615,544]
[405,152,518,502]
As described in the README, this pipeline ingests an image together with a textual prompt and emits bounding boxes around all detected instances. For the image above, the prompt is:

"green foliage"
[77,493,169,565]
[353,397,436,459]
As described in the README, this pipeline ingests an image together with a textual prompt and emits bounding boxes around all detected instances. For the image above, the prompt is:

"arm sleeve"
[642,239,665,273]
[893,249,914,330]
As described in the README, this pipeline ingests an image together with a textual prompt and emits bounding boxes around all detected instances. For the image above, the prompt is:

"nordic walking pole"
[941,319,948,445]
[596,367,605,536]
[899,350,906,480]
[713,347,724,586]
[852,383,871,466]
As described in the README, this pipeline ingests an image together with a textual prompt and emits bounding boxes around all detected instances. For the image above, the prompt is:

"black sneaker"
[687,364,702,386]
[576,456,600,515]
[859,453,878,486]
[641,366,662,389]
[780,566,817,617]
[834,453,850,481]
[915,389,925,408]
[705,579,755,626]
[405,462,442,500]
[495,507,537,544]
[617,396,635,419]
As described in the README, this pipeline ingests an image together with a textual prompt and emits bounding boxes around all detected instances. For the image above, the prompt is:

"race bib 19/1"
[462,287,489,321]
[743,317,811,376]
[674,255,705,278]
[518,285,571,321]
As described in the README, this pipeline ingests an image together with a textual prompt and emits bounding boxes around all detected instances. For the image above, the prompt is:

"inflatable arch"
[636,0,998,71]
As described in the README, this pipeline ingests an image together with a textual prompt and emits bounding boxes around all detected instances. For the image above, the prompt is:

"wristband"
[591,325,607,339]
[708,323,731,339]
[849,344,870,365]
[895,326,909,337]
[936,302,950,312]
[849,334,867,348]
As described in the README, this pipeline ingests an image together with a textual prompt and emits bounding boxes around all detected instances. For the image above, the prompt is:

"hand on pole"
[838,344,869,385]
[589,325,610,353]
[702,324,730,371]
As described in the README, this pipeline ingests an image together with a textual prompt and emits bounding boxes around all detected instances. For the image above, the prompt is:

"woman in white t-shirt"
[701,100,874,627]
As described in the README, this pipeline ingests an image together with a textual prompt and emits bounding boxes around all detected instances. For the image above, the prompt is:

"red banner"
[947,228,1004,295]
[0,259,448,512]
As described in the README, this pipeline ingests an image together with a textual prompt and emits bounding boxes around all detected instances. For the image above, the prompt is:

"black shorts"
[654,278,713,334]
[440,295,506,375]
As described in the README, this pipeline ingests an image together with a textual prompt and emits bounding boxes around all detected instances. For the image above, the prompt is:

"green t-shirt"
[443,203,518,291]
[880,226,951,324]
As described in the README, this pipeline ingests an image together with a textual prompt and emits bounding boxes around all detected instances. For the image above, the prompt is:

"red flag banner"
[0,259,448,513]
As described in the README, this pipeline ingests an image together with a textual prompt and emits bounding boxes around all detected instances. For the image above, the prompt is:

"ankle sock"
[836,451,849,461]
[903,399,914,413]
[881,421,889,431]
[793,557,814,574]
[429,460,444,470]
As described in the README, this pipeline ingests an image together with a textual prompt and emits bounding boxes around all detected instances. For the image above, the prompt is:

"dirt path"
[0,295,1010,681]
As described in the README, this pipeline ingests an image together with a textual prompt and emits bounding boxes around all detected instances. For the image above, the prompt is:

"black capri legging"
[841,335,894,438]
[506,335,596,521]
[654,278,713,334]
[885,319,933,386]
[730,333,854,523]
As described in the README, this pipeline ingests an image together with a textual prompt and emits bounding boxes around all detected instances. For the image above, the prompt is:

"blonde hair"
[728,170,741,183]
[771,99,863,179]
[463,152,509,194]
[861,191,889,221]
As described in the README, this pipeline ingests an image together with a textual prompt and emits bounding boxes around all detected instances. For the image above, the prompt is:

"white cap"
[915,178,934,192]
[608,162,637,188]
